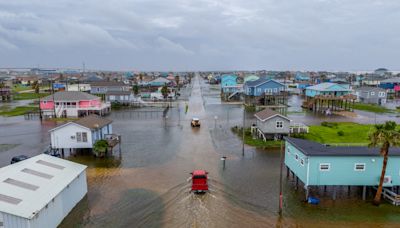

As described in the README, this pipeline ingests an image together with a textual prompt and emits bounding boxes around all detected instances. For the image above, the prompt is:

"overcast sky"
[0,0,399,71]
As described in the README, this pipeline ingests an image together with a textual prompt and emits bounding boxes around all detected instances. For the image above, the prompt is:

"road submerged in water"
[1,75,400,227]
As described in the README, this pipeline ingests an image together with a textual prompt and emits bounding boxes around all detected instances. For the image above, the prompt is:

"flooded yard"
[1,75,400,227]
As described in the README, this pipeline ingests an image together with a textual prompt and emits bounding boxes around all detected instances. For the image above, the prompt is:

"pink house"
[40,91,111,118]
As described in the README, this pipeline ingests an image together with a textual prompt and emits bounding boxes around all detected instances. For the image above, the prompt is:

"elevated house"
[243,78,286,105]
[40,91,111,118]
[303,82,355,113]
[221,74,241,100]
[0,154,87,228]
[354,87,387,105]
[49,114,119,154]
[254,108,291,140]
[90,81,130,100]
[284,137,400,202]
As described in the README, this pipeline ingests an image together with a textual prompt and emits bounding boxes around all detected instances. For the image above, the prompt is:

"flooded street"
[1,75,400,227]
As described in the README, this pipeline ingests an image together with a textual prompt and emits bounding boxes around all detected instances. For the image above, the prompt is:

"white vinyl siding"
[276,121,283,129]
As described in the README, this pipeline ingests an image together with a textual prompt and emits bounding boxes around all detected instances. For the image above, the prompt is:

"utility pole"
[278,140,284,215]
[242,105,245,156]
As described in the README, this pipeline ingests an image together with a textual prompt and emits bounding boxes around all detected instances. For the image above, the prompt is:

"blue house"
[305,82,352,98]
[243,78,285,96]
[285,137,400,200]
[221,74,238,93]
[295,72,310,81]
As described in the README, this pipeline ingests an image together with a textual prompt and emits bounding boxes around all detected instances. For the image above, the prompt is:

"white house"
[254,108,292,140]
[50,114,113,150]
[0,154,87,228]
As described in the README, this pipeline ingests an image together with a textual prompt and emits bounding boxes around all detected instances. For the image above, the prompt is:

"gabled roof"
[245,78,284,88]
[306,82,351,92]
[90,81,126,87]
[285,137,400,156]
[355,86,385,92]
[254,108,291,122]
[41,91,99,101]
[74,114,112,130]
[49,114,112,132]
[0,154,87,219]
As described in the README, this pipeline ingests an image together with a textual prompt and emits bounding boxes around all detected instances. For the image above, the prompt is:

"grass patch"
[353,103,393,113]
[299,122,375,145]
[231,126,282,149]
[13,93,50,100]
[0,106,39,116]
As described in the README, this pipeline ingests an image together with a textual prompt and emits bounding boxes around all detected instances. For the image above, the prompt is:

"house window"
[76,132,82,142]
[354,163,366,171]
[319,163,331,171]
[371,92,375,96]
[43,101,47,104]
[295,154,299,161]
[276,121,283,129]
[82,132,88,142]
[257,88,261,92]
[97,88,100,92]
[379,92,385,97]
[300,158,305,166]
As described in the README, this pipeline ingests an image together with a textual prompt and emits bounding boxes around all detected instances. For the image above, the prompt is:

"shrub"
[337,130,345,136]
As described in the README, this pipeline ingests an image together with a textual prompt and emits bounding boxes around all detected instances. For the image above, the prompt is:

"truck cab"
[191,170,208,193]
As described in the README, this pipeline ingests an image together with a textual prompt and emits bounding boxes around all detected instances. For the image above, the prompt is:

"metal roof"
[245,78,284,87]
[355,86,385,92]
[0,154,87,219]
[42,91,99,101]
[285,137,400,156]
[306,82,351,92]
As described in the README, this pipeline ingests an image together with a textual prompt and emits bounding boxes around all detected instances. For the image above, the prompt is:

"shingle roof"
[245,78,283,87]
[105,91,132,95]
[285,137,400,156]
[306,82,351,92]
[74,114,112,130]
[42,91,99,101]
[90,81,126,87]
[254,108,291,121]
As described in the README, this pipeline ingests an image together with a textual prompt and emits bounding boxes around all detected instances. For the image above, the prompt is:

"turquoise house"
[285,137,400,200]
[221,74,239,93]
[305,82,352,98]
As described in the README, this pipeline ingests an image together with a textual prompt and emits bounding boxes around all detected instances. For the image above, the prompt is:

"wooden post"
[332,186,337,200]
[286,166,289,179]
[305,186,309,201]
[295,176,299,190]
[362,186,366,200]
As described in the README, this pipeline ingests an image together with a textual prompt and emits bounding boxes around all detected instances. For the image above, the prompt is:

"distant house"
[244,75,260,83]
[50,114,113,150]
[254,108,291,140]
[90,81,129,98]
[295,72,310,81]
[0,154,87,228]
[379,77,400,97]
[361,75,385,86]
[354,87,387,105]
[284,137,400,200]
[105,91,134,104]
[243,78,285,97]
[40,91,111,118]
[305,82,352,98]
[375,68,389,76]
[220,74,238,93]
[67,84,91,92]
[148,77,170,87]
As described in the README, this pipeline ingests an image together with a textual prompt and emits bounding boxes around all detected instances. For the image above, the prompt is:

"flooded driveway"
[1,75,400,227]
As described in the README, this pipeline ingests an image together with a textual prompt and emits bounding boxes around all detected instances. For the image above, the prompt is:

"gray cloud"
[0,0,399,71]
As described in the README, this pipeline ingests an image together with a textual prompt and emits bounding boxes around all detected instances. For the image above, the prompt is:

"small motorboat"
[190,170,208,193]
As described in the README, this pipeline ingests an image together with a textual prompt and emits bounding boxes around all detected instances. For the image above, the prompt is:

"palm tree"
[369,121,400,205]
[161,85,168,99]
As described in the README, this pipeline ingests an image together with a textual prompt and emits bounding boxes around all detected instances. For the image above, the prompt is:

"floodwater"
[1,76,400,227]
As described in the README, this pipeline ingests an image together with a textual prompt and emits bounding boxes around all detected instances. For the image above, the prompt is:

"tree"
[161,85,168,99]
[93,140,109,157]
[133,84,139,96]
[369,121,400,205]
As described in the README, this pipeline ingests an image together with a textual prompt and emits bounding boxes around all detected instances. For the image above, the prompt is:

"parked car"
[10,155,29,164]
[191,117,201,127]
[44,149,61,158]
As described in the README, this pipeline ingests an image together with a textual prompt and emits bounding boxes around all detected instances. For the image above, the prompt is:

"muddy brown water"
[1,76,400,227]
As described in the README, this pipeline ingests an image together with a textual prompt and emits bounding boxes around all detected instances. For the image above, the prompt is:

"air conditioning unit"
[70,136,75,139]
[383,176,392,185]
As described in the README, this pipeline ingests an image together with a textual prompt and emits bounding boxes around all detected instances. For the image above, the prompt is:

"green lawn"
[0,106,39,117]
[13,93,50,100]
[353,103,393,113]
[300,122,375,145]
[12,84,32,92]
[232,127,282,149]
